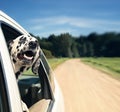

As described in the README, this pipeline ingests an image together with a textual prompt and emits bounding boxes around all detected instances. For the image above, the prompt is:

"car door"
[0,24,23,111]
[0,57,12,112]
[0,21,55,112]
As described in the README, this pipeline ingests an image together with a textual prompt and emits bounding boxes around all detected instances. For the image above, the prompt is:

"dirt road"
[54,59,120,112]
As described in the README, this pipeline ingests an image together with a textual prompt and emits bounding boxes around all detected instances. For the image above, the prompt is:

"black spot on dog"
[15,71,21,79]
[20,66,26,72]
[20,50,23,54]
[17,49,20,52]
[35,40,38,43]
[19,36,24,42]
[12,54,14,57]
[16,46,20,52]
[19,37,27,45]
[13,58,16,63]
[23,47,26,50]
[16,46,19,49]
[26,67,30,70]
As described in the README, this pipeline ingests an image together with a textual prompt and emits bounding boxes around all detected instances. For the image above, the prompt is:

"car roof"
[0,10,29,35]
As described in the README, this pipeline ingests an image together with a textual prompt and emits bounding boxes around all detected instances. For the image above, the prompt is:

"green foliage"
[81,57,120,79]
[48,58,69,70]
[42,49,54,59]
[32,32,120,57]
[41,33,74,57]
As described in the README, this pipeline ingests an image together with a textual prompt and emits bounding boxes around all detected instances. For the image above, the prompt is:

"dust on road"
[54,59,120,112]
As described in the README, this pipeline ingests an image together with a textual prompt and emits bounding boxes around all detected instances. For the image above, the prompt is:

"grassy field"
[81,57,120,80]
[23,58,68,75]
[48,58,69,70]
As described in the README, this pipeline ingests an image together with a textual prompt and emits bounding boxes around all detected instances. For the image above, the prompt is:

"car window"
[1,23,22,42]
[1,22,54,111]
[0,59,9,112]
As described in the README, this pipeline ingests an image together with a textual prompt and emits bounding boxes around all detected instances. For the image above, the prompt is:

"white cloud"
[33,28,77,37]
[30,16,92,28]
[30,16,120,27]
[27,16,120,37]
[30,26,44,30]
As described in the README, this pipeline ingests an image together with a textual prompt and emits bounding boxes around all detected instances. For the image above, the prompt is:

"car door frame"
[0,12,55,112]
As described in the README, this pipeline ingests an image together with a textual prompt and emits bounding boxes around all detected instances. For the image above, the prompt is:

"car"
[0,10,64,112]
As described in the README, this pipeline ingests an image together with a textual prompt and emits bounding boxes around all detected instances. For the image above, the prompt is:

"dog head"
[9,35,41,76]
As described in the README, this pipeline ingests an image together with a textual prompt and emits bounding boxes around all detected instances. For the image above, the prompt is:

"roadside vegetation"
[23,58,68,75]
[48,58,69,70]
[31,32,120,58]
[81,58,120,80]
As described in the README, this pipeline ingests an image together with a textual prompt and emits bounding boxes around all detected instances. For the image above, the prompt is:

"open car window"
[1,22,54,112]
[1,23,22,41]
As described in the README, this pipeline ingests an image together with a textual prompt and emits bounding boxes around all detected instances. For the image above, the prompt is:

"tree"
[71,41,80,57]
[86,42,94,57]
[31,31,120,57]
[57,33,73,57]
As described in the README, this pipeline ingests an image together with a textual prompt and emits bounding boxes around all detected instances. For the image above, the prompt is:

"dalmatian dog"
[8,34,41,112]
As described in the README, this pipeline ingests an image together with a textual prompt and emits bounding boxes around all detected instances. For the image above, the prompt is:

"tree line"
[31,32,120,58]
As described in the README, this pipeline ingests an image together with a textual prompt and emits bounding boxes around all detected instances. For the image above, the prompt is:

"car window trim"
[38,60,54,101]
[0,23,24,112]
[38,60,55,111]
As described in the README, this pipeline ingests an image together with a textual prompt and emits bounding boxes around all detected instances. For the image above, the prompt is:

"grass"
[23,58,68,75]
[81,57,120,80]
[23,68,34,75]
[48,58,69,70]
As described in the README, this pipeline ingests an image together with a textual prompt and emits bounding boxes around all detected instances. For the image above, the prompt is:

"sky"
[1,0,120,37]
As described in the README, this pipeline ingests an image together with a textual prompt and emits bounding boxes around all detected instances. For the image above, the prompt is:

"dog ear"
[32,57,41,74]
[32,51,41,75]
[8,40,14,46]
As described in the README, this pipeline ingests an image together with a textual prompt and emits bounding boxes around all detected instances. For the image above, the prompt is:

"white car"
[0,10,64,112]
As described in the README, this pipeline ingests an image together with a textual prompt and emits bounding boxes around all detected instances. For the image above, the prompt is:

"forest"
[31,32,120,58]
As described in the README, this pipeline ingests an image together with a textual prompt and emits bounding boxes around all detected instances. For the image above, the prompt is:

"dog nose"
[29,41,37,49]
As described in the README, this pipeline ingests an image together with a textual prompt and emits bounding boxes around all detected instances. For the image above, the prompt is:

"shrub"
[42,49,54,58]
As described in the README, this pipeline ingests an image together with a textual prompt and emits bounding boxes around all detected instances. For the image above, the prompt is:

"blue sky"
[1,0,120,37]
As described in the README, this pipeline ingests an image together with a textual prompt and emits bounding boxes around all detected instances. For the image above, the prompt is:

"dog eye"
[29,41,37,49]
[35,40,38,43]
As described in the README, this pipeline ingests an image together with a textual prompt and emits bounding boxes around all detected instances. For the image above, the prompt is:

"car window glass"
[40,52,55,92]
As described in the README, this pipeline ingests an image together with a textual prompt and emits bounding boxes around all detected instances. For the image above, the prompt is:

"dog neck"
[12,62,29,79]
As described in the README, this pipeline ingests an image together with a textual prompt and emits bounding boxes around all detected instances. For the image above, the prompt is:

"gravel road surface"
[54,59,120,112]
